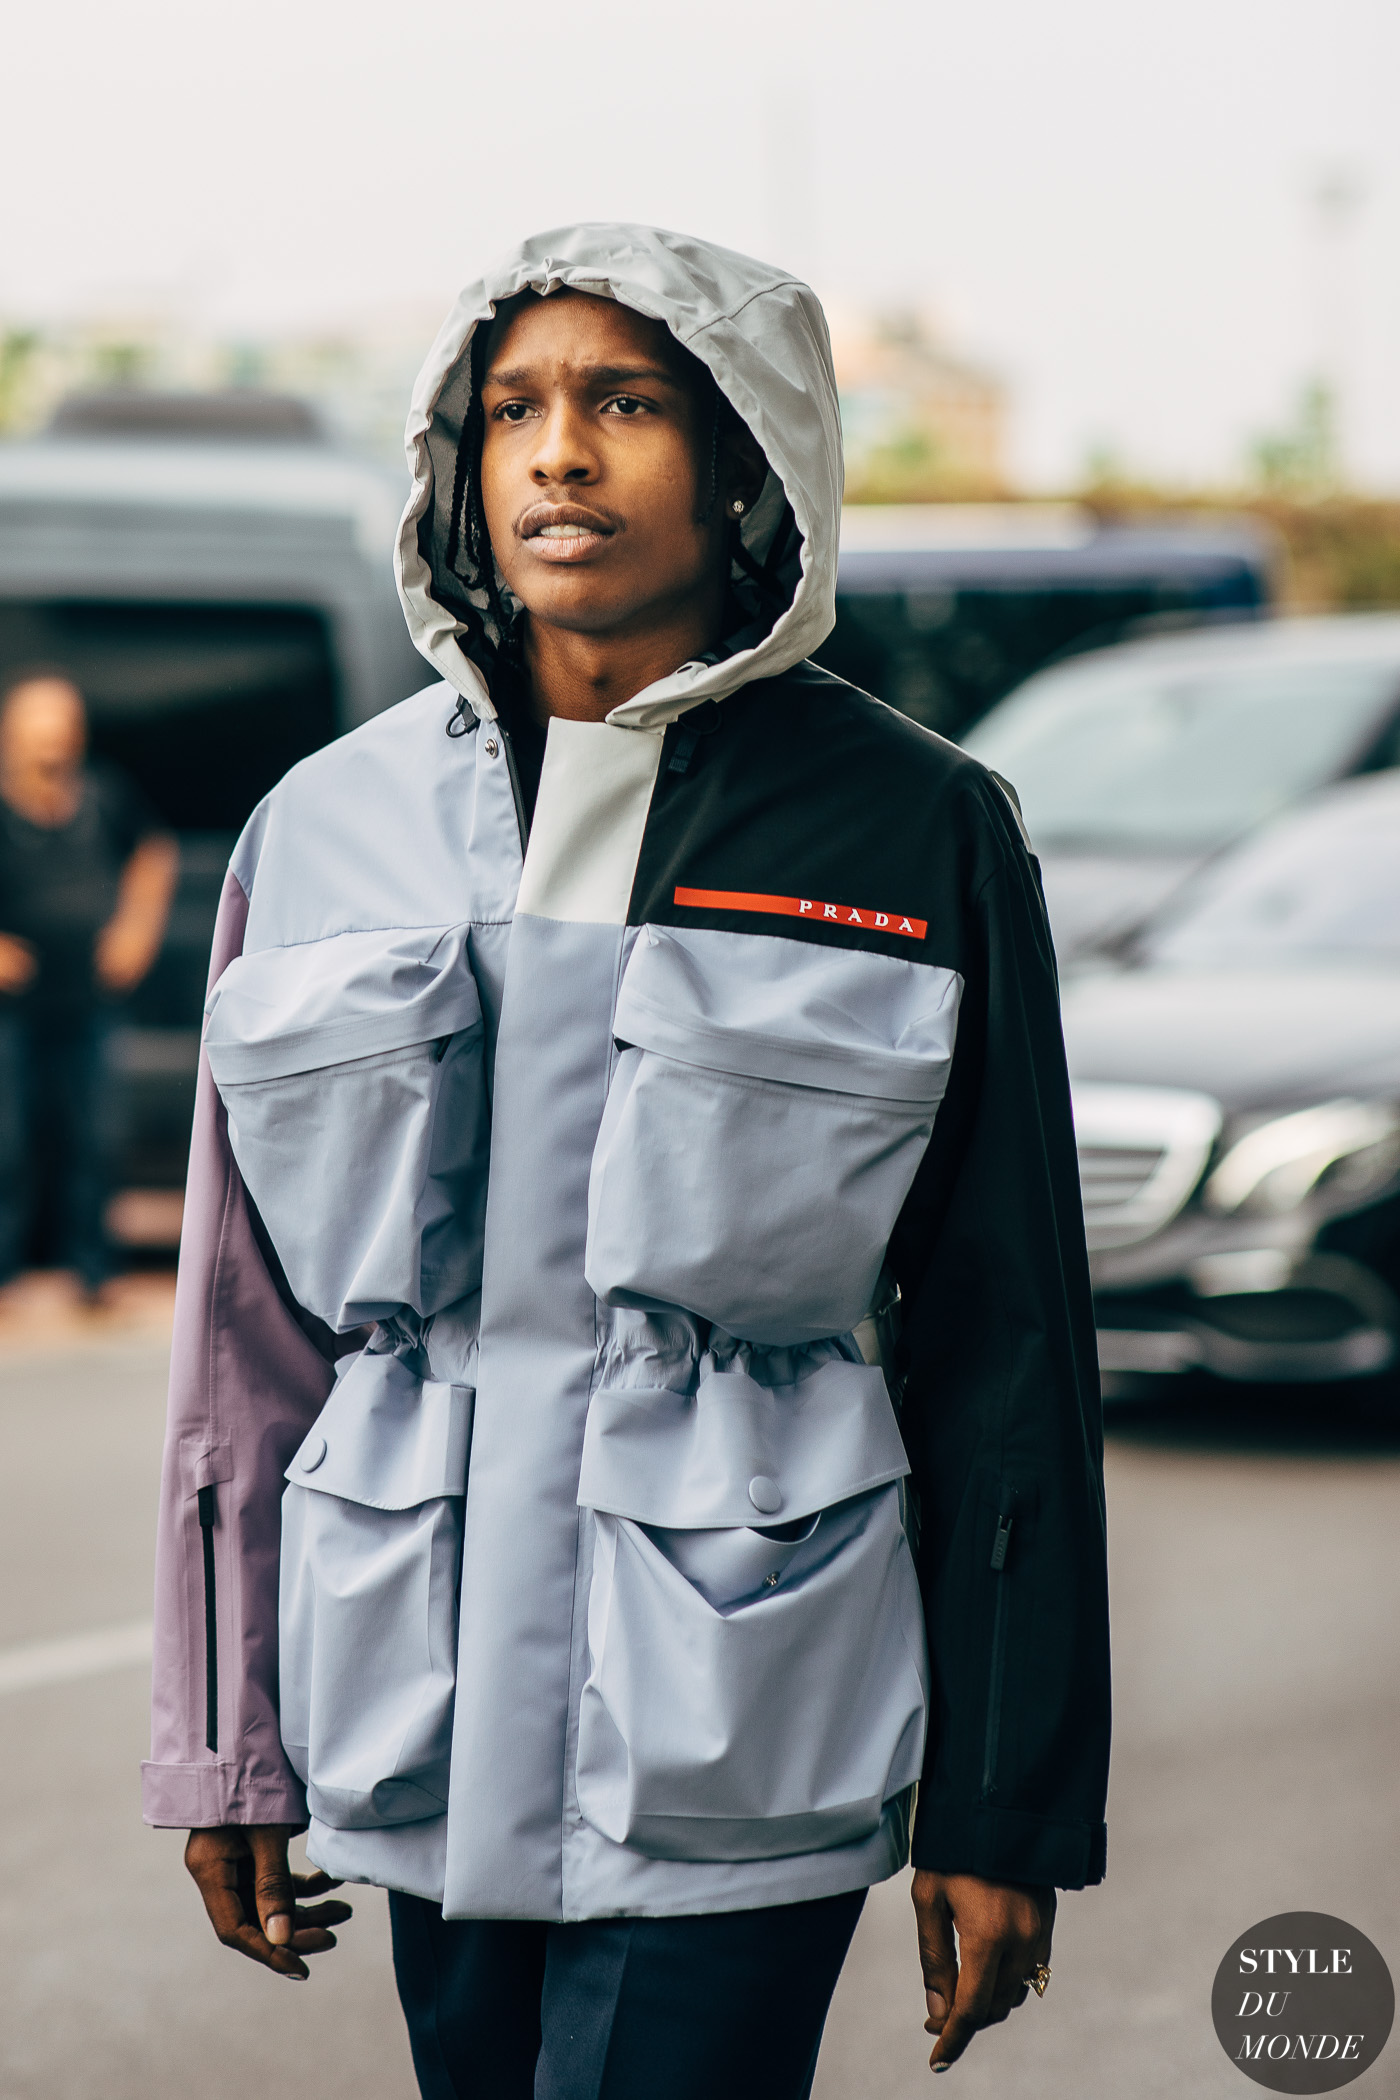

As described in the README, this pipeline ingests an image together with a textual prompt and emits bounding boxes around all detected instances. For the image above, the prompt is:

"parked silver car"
[964,615,1400,958]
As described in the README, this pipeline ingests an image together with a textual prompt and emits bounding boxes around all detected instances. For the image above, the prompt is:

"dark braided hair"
[445,313,517,664]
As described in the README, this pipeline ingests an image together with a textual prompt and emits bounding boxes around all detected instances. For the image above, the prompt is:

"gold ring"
[1024,1964,1052,1998]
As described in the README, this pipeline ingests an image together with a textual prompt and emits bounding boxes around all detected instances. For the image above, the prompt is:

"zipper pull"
[990,1512,1014,1571]
[667,700,722,775]
[668,724,702,775]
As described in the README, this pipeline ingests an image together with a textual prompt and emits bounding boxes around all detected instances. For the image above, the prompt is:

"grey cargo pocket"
[585,926,960,1347]
[279,1350,472,1831]
[574,1353,928,1863]
[205,923,489,1330]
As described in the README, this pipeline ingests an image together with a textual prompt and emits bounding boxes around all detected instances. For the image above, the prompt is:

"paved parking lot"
[2,1332,1397,2099]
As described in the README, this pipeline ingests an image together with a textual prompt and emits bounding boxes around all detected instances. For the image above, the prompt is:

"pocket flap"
[577,1358,908,1528]
[206,923,483,1083]
[285,1350,473,1509]
[613,926,959,1107]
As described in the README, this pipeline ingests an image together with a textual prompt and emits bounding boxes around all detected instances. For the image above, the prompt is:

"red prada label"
[673,887,927,940]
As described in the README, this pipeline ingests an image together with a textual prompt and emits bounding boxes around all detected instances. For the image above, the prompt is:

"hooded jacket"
[144,225,1110,1921]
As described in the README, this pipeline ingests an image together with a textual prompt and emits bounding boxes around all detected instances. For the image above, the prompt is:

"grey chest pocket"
[574,1353,928,1863]
[585,927,961,1347]
[205,924,490,1331]
[279,1350,473,1832]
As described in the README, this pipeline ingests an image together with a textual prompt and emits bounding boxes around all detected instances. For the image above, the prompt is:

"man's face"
[0,679,87,781]
[478,290,728,640]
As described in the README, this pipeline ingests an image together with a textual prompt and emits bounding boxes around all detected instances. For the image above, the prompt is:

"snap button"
[748,1475,782,1515]
[302,1435,327,1472]
[484,737,499,757]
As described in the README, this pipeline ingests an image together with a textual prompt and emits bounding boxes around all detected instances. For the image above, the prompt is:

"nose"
[529,396,598,486]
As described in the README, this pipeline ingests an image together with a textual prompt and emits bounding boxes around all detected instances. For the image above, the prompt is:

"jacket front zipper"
[197,1484,218,1753]
[496,723,532,853]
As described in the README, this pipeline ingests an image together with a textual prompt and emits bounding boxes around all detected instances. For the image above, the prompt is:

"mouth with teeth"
[520,505,617,563]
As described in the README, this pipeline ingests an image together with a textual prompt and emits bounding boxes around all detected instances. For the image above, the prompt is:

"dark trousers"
[389,1887,866,2100]
[0,1008,120,1289]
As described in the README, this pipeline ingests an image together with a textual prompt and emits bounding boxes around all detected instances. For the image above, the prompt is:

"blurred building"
[832,310,1006,500]
[0,308,436,464]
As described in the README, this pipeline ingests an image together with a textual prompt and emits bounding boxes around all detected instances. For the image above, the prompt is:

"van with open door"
[0,389,424,1250]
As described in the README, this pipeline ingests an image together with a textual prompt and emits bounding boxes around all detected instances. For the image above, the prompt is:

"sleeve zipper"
[980,1506,1015,1798]
[197,1484,219,1754]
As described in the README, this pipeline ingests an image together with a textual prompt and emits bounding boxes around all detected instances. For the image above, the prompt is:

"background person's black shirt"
[0,764,162,1021]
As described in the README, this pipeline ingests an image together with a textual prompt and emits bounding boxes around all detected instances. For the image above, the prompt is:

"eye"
[603,394,649,417]
[493,400,535,423]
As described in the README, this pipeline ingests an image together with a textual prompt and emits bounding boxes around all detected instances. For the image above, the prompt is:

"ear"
[720,417,770,519]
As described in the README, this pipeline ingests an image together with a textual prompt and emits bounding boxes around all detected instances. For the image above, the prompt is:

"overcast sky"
[5,0,1399,488]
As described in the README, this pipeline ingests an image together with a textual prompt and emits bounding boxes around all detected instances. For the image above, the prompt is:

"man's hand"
[0,932,37,994]
[913,1869,1055,2073]
[184,1824,353,1980]
[94,833,178,993]
[94,912,161,993]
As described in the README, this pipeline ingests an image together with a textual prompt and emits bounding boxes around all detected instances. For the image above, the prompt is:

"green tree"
[0,330,40,432]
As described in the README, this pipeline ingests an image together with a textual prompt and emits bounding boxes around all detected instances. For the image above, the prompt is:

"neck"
[521,591,724,726]
[0,763,81,826]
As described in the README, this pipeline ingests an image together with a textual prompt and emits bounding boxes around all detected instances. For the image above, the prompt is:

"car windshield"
[1140,783,1400,967]
[962,650,1400,851]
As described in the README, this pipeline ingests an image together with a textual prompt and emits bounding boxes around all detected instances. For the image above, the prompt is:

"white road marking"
[0,1619,153,1695]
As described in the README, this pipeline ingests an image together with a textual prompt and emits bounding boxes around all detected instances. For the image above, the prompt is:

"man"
[0,671,177,1293]
[147,226,1109,2097]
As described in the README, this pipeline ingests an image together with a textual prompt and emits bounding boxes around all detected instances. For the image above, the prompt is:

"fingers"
[292,1868,345,1900]
[286,1897,356,1947]
[911,1873,958,2036]
[978,1958,1031,2030]
[914,1875,1054,2074]
[226,1898,353,1966]
[184,1826,351,1981]
[248,1824,301,1951]
[185,1831,262,1958]
[929,1935,1003,2071]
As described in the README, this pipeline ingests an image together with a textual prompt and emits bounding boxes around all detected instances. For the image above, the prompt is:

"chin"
[513,579,640,635]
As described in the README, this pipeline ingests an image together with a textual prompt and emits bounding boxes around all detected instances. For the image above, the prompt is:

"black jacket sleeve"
[888,774,1110,1890]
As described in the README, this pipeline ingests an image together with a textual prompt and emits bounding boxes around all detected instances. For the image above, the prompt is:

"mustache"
[516,499,621,540]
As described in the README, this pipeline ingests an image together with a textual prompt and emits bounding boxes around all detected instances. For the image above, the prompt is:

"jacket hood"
[395,223,843,730]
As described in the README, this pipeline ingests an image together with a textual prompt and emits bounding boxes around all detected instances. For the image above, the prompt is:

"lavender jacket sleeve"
[142,868,337,1828]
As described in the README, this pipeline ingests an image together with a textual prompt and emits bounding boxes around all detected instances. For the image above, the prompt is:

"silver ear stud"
[730,497,746,516]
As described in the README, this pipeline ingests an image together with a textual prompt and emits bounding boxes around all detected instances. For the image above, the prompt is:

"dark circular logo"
[1213,1913,1394,2090]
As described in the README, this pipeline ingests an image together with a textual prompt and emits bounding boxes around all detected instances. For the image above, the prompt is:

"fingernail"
[932,2065,949,2076]
[266,1914,291,1946]
[928,1992,948,2022]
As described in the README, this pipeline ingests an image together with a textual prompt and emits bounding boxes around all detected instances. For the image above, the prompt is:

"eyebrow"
[482,361,682,391]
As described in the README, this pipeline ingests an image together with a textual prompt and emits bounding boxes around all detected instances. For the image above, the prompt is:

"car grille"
[1072,1084,1223,1251]
[1080,1144,1170,1212]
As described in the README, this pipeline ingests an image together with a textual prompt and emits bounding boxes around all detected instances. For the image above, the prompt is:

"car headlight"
[1203,1100,1400,1218]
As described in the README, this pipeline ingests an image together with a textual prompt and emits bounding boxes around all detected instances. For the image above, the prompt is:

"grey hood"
[395,222,843,731]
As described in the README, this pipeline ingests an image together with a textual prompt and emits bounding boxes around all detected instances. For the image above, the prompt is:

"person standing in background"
[0,669,178,1297]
